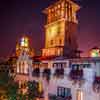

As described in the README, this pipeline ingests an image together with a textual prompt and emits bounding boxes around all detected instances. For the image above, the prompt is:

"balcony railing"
[69,69,83,80]
[32,68,40,77]
[93,77,100,93]
[43,68,51,76]
[69,69,84,86]
[54,68,64,78]
[42,68,51,81]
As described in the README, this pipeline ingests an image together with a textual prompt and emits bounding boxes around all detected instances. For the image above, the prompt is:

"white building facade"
[15,55,100,100]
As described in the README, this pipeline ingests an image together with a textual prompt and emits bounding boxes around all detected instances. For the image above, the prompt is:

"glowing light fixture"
[38,81,43,93]
[20,37,29,47]
[90,48,100,57]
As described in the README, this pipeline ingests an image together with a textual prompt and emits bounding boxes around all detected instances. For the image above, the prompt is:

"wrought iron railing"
[69,69,84,86]
[93,77,100,93]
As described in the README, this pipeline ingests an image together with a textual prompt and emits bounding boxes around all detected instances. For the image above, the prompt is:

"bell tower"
[42,0,80,58]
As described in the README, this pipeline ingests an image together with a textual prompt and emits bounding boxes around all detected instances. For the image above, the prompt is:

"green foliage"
[0,61,19,100]
[49,95,57,100]
[0,61,43,100]
[7,82,18,95]
[0,72,9,86]
[17,93,28,100]
[27,81,43,99]
[27,81,38,99]
[0,61,10,86]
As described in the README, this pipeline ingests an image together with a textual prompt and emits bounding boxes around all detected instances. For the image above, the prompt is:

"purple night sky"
[0,0,100,57]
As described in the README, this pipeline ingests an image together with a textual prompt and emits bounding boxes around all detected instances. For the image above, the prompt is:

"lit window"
[21,41,25,47]
[58,4,60,8]
[57,87,71,98]
[76,90,83,100]
[59,39,62,45]
[51,40,53,45]
[38,81,43,93]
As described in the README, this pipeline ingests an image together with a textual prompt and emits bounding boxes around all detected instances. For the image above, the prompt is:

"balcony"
[54,68,64,78]
[69,68,84,86]
[42,68,51,81]
[93,77,100,93]
[32,68,40,77]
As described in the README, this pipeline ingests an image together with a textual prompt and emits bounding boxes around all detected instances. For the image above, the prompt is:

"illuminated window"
[61,2,64,8]
[18,62,21,73]
[61,9,64,17]
[55,7,57,17]
[57,49,61,56]
[57,87,71,98]
[62,63,66,68]
[48,9,51,13]
[22,62,24,74]
[58,4,60,9]
[51,8,54,12]
[24,61,28,74]
[76,90,83,100]
[57,87,65,97]
[51,40,53,45]
[61,2,64,17]
[21,41,25,47]
[38,81,43,93]
[59,39,62,45]
[53,63,57,68]
[20,62,23,73]
[17,63,20,73]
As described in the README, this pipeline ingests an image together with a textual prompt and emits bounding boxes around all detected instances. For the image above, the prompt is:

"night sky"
[0,0,100,57]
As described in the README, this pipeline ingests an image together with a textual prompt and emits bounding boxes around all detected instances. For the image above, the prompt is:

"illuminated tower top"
[16,36,34,57]
[42,0,80,58]
[43,0,80,24]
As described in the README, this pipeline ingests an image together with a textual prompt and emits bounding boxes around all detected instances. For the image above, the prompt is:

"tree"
[27,81,38,99]
[27,81,43,99]
[0,60,19,100]
[7,81,19,100]
[0,61,9,86]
